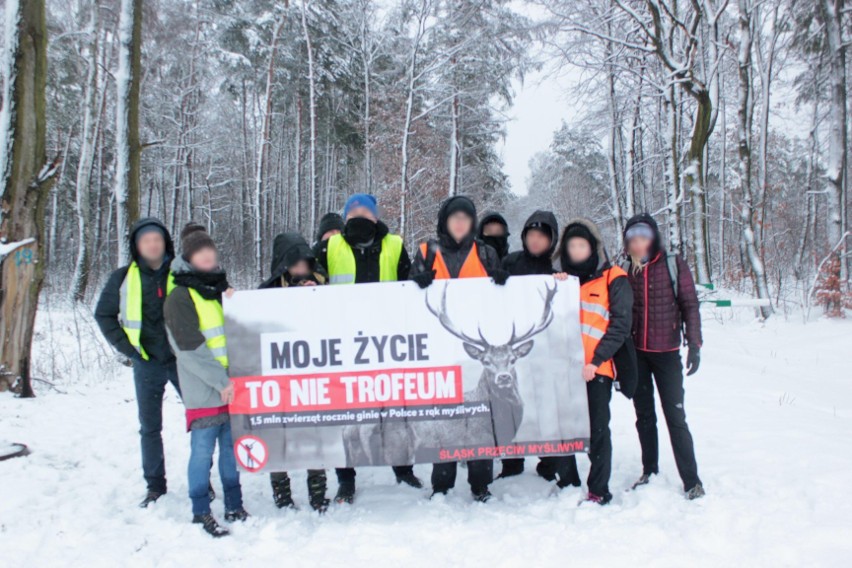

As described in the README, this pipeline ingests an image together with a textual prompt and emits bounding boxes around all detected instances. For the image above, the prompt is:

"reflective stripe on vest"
[119,262,176,361]
[579,266,627,379]
[326,233,403,284]
[419,242,489,280]
[187,288,228,368]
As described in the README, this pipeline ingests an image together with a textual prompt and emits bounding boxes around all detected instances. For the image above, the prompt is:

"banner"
[224,276,589,472]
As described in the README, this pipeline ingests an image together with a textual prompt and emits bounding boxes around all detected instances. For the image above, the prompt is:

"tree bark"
[0,0,57,394]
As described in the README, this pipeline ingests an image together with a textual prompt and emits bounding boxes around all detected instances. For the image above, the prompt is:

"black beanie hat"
[564,223,598,250]
[181,223,216,261]
[316,212,345,241]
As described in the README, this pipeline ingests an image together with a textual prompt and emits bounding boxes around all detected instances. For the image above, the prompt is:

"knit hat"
[181,223,216,261]
[134,223,166,244]
[343,193,378,219]
[564,222,598,250]
[316,212,345,241]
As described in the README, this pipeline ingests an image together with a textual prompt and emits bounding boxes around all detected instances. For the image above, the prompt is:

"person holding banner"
[164,226,248,537]
[259,232,331,513]
[554,219,633,505]
[410,195,508,502]
[316,193,422,503]
[622,213,704,500]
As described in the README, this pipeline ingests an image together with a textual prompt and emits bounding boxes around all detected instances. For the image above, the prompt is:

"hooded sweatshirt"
[502,210,558,276]
[622,213,702,351]
[558,218,634,368]
[410,195,501,279]
[95,218,176,363]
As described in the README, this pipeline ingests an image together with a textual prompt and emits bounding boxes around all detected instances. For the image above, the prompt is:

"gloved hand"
[686,347,700,376]
[491,268,510,286]
[412,270,436,289]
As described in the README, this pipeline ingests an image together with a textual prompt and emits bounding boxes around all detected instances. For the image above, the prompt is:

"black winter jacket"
[315,220,411,283]
[94,218,176,363]
[260,232,326,289]
[502,210,559,276]
[410,196,501,279]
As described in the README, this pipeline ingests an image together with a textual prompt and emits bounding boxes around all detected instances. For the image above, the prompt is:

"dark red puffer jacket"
[626,251,703,352]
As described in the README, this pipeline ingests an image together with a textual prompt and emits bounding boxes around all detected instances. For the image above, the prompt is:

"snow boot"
[396,471,424,489]
[138,490,165,508]
[308,470,330,513]
[471,487,493,503]
[686,483,705,501]
[581,492,612,506]
[497,458,525,479]
[271,473,295,509]
[631,473,654,490]
[334,481,355,504]
[193,513,230,538]
[535,460,557,482]
[224,507,250,522]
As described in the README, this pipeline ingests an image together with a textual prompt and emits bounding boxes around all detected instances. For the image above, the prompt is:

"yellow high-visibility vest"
[119,262,175,360]
[326,233,403,284]
[186,288,228,368]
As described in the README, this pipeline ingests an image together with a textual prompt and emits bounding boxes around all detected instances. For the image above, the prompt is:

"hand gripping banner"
[224,276,589,472]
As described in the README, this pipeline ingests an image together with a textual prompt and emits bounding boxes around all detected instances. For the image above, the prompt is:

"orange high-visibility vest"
[580,266,627,379]
[419,242,489,279]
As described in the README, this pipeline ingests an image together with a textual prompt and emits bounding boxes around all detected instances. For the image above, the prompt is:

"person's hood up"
[260,232,316,289]
[129,217,174,264]
[477,212,509,238]
[561,217,610,271]
[623,212,661,253]
[522,210,559,257]
[437,195,477,246]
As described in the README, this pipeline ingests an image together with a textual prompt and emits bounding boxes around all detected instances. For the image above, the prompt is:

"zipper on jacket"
[643,264,649,350]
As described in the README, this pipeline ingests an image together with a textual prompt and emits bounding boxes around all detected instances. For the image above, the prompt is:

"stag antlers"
[426,280,558,348]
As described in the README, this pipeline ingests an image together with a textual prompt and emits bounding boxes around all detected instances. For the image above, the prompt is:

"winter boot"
[686,483,705,501]
[271,473,295,509]
[582,492,613,506]
[193,513,230,538]
[224,507,250,522]
[430,488,449,500]
[535,460,557,482]
[396,471,424,489]
[497,458,525,479]
[138,490,165,509]
[631,473,654,490]
[334,481,356,504]
[471,487,493,503]
[308,470,330,513]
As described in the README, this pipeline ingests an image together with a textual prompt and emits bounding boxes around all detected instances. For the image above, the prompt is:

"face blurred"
[321,229,341,241]
[567,237,592,264]
[189,247,218,272]
[288,259,311,278]
[346,206,376,222]
[525,229,551,256]
[136,232,166,264]
[628,235,652,258]
[447,212,473,242]
[482,221,506,237]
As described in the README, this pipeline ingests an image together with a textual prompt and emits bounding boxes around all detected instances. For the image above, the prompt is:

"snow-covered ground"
[1,307,851,566]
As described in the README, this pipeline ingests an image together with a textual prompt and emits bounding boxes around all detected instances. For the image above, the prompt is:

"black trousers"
[335,465,414,484]
[633,350,701,491]
[561,375,613,496]
[431,460,493,492]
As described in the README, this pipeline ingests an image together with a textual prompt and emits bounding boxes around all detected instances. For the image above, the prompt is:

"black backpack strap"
[423,239,439,273]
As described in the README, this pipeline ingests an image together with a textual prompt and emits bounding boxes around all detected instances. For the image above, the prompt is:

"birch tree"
[0,0,59,394]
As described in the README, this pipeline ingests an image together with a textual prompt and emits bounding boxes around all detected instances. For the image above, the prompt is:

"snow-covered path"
[1,315,850,567]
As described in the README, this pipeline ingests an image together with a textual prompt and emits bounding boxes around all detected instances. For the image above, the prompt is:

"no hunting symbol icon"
[234,435,268,472]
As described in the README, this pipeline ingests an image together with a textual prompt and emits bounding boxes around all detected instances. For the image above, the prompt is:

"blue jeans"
[188,420,242,516]
[133,358,180,493]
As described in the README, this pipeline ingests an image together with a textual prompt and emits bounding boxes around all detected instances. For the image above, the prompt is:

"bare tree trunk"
[0,0,58,394]
[735,0,773,318]
[663,85,682,251]
[301,0,318,237]
[114,0,143,264]
[448,91,459,197]
[70,0,100,302]
[795,59,822,281]
[817,0,848,278]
